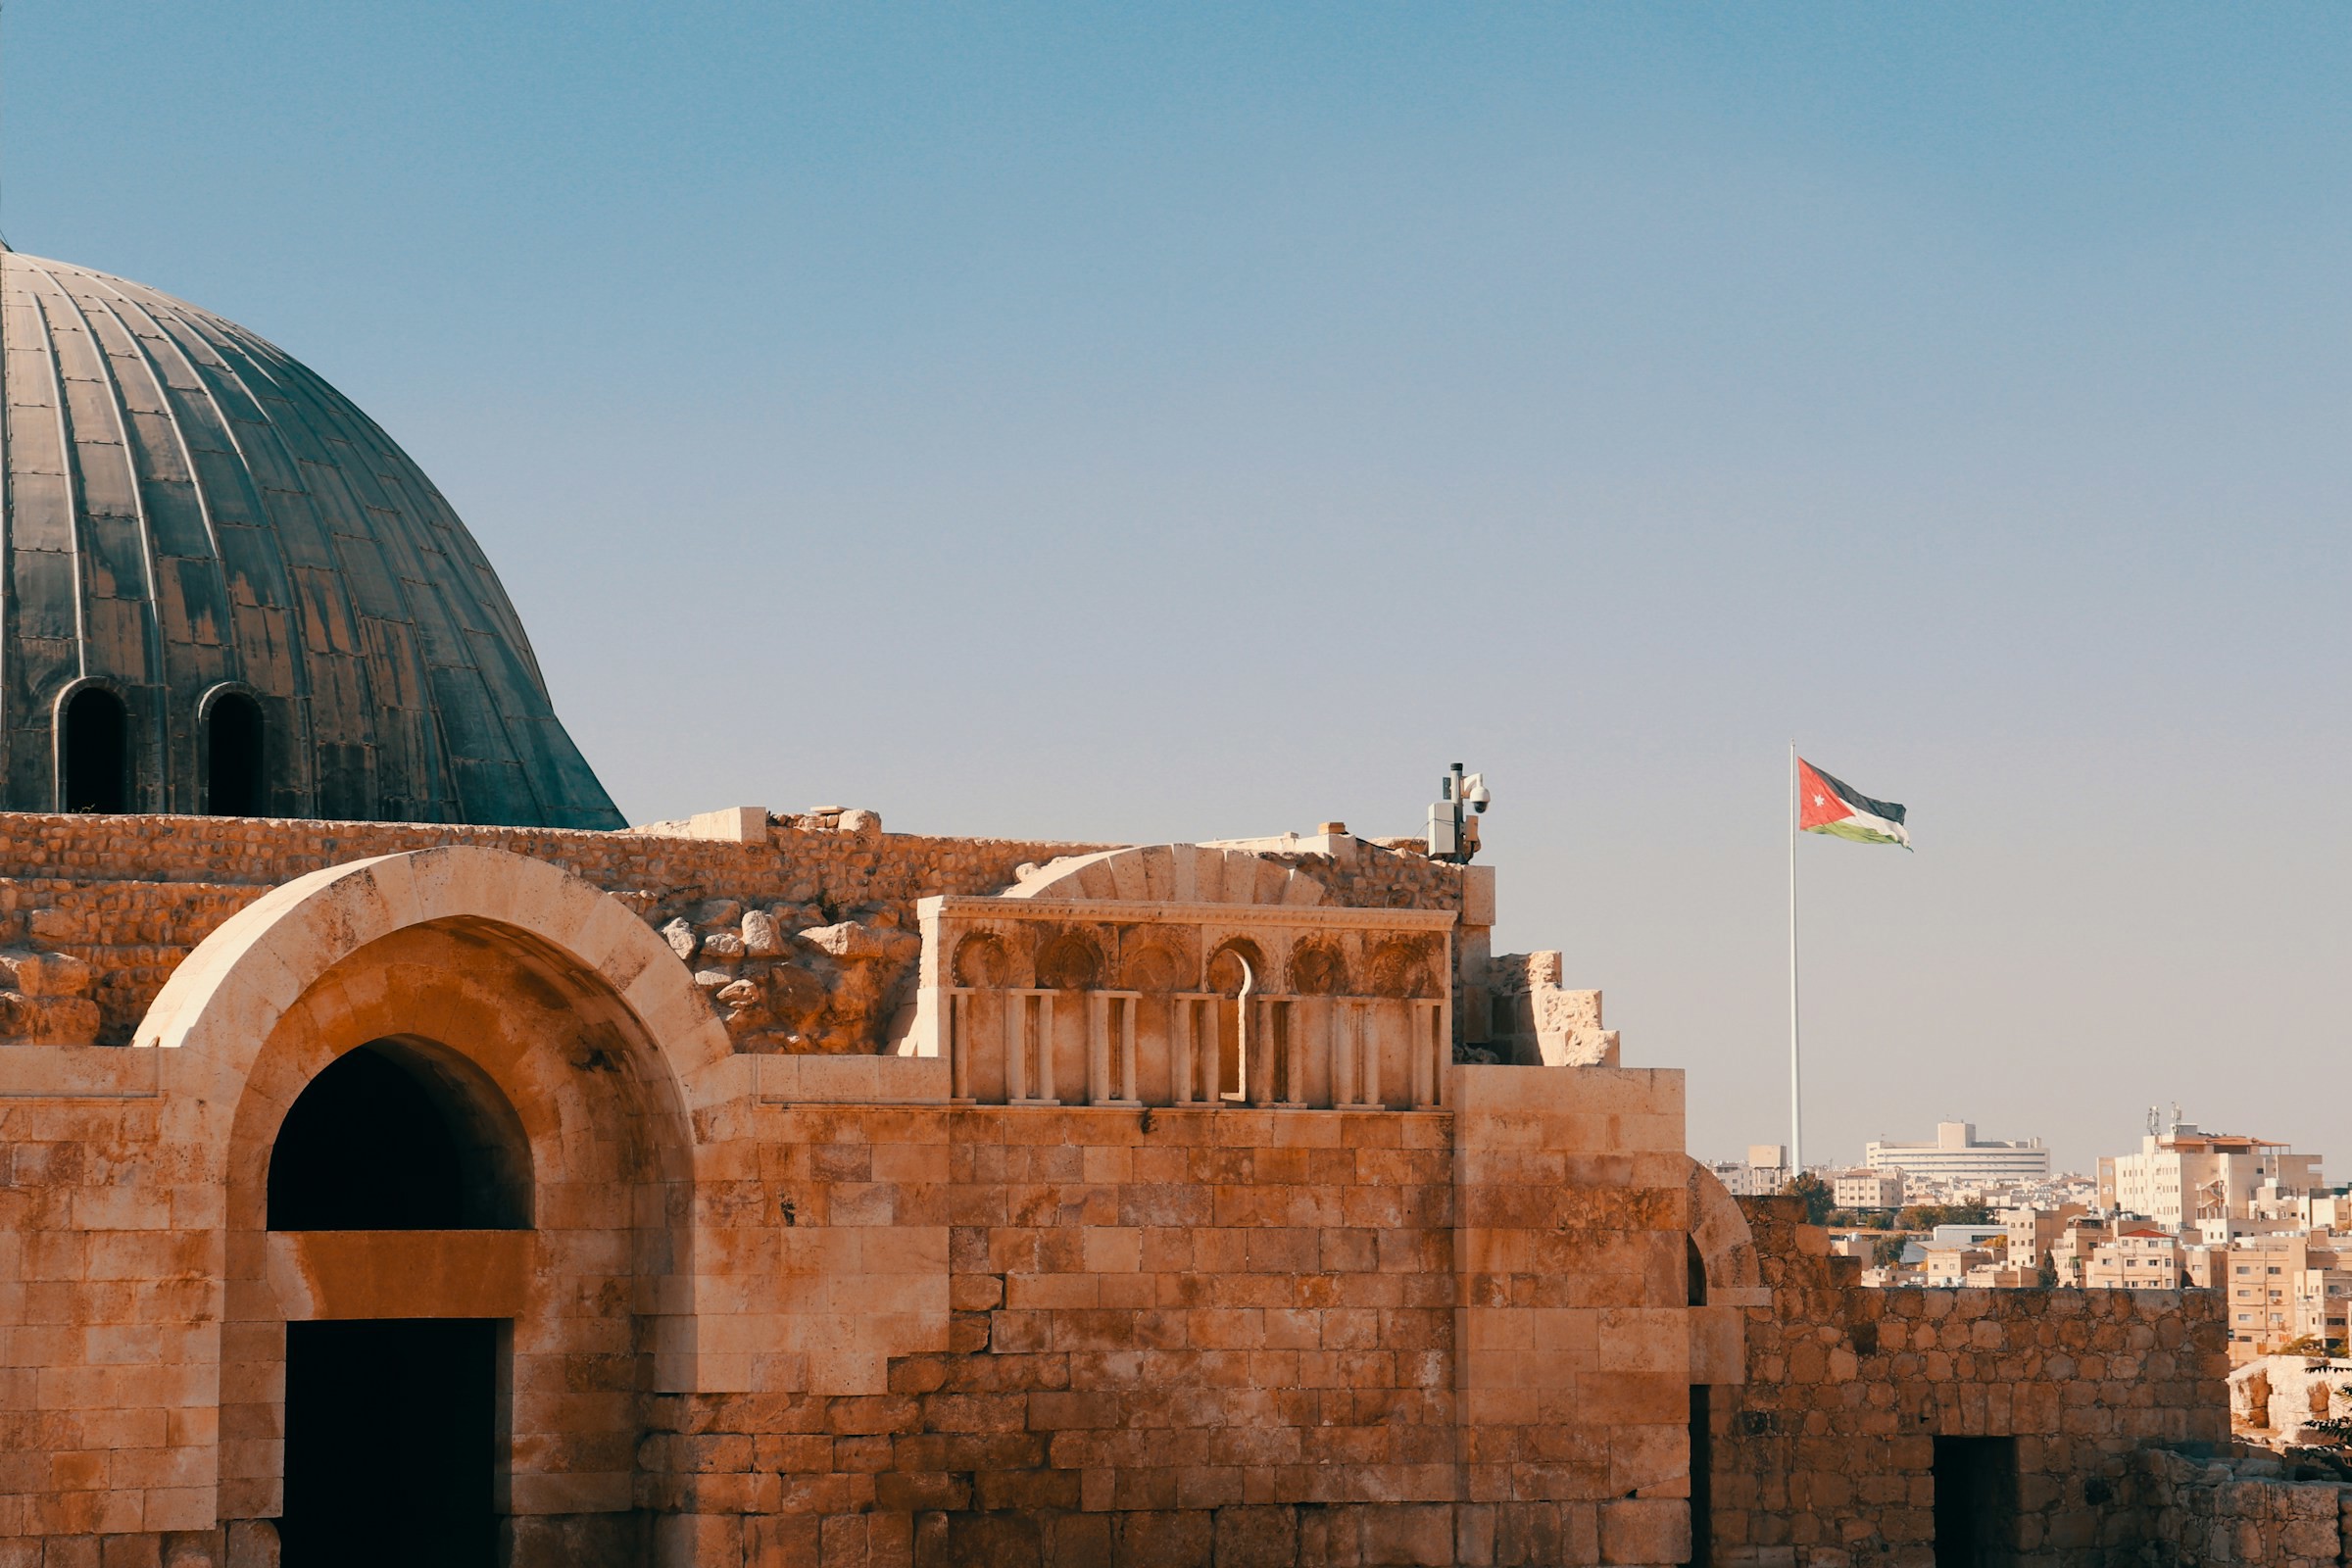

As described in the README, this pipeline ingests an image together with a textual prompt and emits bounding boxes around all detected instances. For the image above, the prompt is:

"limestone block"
[1461,864,1496,927]
[265,1230,532,1320]
[742,908,781,957]
[1690,1304,1747,1385]
[758,1054,952,1105]
[223,1523,277,1568]
[797,921,916,962]
[163,1536,220,1568]
[0,947,92,996]
[1598,1496,1689,1564]
[683,806,770,842]
[0,990,101,1046]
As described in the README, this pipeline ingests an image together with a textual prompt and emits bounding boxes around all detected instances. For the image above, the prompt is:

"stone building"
[0,245,2298,1568]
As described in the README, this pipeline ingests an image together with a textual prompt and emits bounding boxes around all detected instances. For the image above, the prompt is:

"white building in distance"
[1835,1168,1906,1210]
[1865,1122,2050,1189]
[1708,1146,1789,1198]
[2100,1122,2324,1231]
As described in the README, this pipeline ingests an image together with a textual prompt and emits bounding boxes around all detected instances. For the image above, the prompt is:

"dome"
[0,249,622,827]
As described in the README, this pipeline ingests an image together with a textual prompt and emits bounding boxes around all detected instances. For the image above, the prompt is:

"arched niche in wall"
[58,681,132,814]
[200,685,268,817]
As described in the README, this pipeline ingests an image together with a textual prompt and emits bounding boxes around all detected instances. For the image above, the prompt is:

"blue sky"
[12,4,2348,1171]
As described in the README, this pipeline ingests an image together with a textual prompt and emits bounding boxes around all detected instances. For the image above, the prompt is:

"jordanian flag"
[1798,759,1911,849]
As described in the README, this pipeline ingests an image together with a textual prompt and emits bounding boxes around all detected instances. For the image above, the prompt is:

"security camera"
[1465,773,1491,812]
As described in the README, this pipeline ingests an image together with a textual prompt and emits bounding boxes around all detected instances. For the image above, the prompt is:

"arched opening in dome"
[268,1040,531,1231]
[203,691,266,816]
[60,686,130,813]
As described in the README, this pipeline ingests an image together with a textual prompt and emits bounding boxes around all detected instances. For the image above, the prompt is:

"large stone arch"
[136,845,731,1096]
[1685,1157,1764,1305]
[132,846,739,1559]
[1684,1158,1762,1406]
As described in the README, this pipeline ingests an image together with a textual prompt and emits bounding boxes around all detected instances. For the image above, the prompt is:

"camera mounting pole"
[1426,761,1490,863]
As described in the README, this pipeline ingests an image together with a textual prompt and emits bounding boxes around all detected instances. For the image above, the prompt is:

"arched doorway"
[270,1040,531,1568]
[151,849,723,1566]
[60,685,130,812]
[203,690,266,815]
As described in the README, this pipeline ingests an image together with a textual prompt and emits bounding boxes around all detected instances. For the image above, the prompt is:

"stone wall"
[2130,1447,2352,1568]
[632,1064,1697,1568]
[0,833,1681,1568]
[0,811,1472,1052]
[1712,1197,2232,1568]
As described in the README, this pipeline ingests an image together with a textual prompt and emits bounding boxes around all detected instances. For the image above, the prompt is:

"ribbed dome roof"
[0,249,622,827]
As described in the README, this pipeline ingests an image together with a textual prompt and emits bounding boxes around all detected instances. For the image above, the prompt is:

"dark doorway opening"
[1688,1240,1712,1568]
[1933,1435,2017,1568]
[61,686,129,813]
[205,692,266,815]
[281,1318,501,1568]
[268,1042,530,1231]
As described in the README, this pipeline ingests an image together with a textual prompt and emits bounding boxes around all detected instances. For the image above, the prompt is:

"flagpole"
[1788,740,1802,1177]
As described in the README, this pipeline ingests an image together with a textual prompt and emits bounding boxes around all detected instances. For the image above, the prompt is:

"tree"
[2036,1250,2058,1289]
[1783,1171,1835,1226]
[1896,1200,1991,1231]
[1873,1235,1910,1269]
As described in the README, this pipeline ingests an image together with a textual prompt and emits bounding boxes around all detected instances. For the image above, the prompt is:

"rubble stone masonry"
[1715,1198,2235,1568]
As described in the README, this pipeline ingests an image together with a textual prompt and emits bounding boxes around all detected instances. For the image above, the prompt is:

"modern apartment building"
[2101,1122,2324,1231]
[2048,1218,2112,1288]
[1864,1122,2051,1188]
[1834,1168,1906,1210]
[1924,1246,1995,1286]
[2292,1263,2352,1351]
[2084,1227,2182,1290]
[2222,1232,2342,1359]
[2001,1204,2088,1275]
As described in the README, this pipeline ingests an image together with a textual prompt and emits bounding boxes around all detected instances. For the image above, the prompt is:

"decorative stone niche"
[909,894,1455,1109]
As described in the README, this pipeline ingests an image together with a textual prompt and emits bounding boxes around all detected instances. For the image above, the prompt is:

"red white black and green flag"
[1797,759,1910,849]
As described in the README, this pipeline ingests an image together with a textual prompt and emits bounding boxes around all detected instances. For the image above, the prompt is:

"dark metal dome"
[0,249,622,827]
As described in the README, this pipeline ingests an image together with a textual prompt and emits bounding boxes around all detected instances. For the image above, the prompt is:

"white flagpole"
[1788,740,1802,1176]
